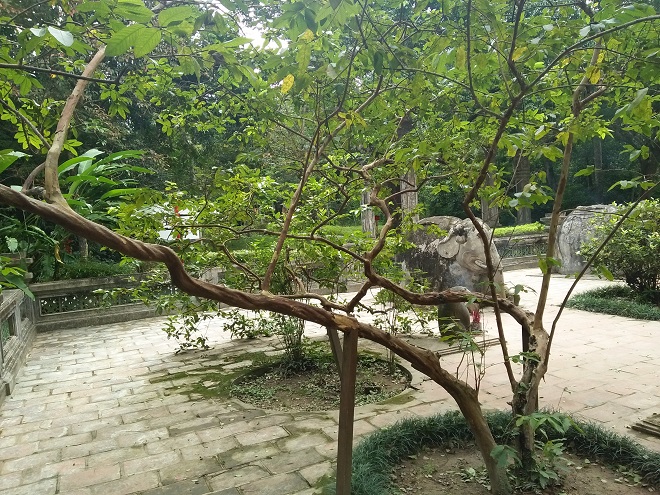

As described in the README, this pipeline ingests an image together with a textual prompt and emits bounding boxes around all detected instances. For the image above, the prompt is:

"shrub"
[581,199,660,304]
[493,222,546,238]
[567,285,660,320]
[55,259,135,280]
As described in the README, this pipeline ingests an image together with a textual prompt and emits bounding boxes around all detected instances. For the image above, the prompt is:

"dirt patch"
[232,352,410,411]
[392,445,656,495]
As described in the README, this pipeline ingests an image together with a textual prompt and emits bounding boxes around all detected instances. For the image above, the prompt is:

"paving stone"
[180,436,240,461]
[61,438,118,459]
[238,472,309,495]
[58,464,121,491]
[159,458,224,485]
[277,432,331,452]
[207,465,270,490]
[2,449,61,473]
[218,443,280,469]
[261,447,325,474]
[19,458,86,485]
[87,446,144,468]
[145,432,201,454]
[115,427,169,448]
[203,489,240,495]
[123,450,181,476]
[0,470,22,490]
[140,479,211,495]
[234,425,289,446]
[39,431,92,451]
[1,477,57,495]
[298,460,333,486]
[169,416,220,436]
[87,471,160,495]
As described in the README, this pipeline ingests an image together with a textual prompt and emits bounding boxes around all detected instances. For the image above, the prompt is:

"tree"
[1,1,658,493]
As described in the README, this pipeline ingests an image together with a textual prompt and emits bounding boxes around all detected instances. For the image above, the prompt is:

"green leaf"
[47,26,74,47]
[330,0,342,9]
[574,166,594,177]
[115,0,154,23]
[2,273,35,300]
[106,24,147,57]
[490,445,515,469]
[627,87,648,112]
[579,25,591,37]
[0,150,28,174]
[133,28,161,57]
[5,237,18,252]
[30,27,46,37]
[158,5,196,27]
[223,37,252,48]
[100,188,148,199]
[373,51,384,75]
[600,266,614,281]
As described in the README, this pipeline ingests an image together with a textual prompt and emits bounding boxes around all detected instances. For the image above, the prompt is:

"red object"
[374,215,380,221]
[471,309,481,324]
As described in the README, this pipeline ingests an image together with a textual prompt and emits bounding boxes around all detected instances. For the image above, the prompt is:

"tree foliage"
[582,199,660,303]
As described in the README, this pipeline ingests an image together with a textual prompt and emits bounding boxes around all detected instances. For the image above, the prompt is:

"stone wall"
[0,290,37,406]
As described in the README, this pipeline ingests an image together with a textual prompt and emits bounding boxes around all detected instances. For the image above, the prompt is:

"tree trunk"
[593,137,603,201]
[361,190,377,237]
[79,236,88,259]
[481,173,499,227]
[458,394,513,495]
[400,168,419,222]
[513,152,531,225]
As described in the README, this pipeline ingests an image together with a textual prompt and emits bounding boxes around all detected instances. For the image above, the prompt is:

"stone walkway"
[0,269,658,495]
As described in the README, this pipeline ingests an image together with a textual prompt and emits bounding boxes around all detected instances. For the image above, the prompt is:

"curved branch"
[43,47,107,207]
[0,63,117,84]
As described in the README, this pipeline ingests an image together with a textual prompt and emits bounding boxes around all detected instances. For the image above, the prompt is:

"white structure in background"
[157,206,201,241]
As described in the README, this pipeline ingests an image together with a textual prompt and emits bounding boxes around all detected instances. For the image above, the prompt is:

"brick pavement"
[0,269,658,494]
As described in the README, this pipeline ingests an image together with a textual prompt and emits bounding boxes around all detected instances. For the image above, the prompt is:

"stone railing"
[28,275,159,332]
[0,290,36,404]
[494,233,548,269]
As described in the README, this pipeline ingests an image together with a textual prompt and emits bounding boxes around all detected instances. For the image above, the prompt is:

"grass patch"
[493,222,546,238]
[567,285,660,321]
[348,410,660,495]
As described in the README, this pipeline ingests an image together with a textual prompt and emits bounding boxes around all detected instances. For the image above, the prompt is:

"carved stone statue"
[400,216,506,296]
[555,205,617,274]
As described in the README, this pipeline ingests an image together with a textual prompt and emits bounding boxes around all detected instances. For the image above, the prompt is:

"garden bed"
[231,350,411,411]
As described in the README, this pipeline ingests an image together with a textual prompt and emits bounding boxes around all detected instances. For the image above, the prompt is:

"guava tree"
[0,1,658,493]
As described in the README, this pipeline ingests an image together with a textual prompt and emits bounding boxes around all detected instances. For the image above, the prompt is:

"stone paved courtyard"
[0,269,658,495]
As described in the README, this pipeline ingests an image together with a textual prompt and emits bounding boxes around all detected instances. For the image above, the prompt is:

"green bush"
[493,222,546,238]
[581,199,660,304]
[567,285,660,321]
[55,259,135,280]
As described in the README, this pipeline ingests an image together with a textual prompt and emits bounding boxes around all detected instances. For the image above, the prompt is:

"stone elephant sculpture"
[398,216,506,335]
[400,216,505,295]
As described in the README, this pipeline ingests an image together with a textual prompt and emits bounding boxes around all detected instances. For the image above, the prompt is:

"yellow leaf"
[281,74,294,94]
[299,29,314,42]
[512,46,527,61]
[54,243,62,263]
[455,46,465,69]
[589,67,601,84]
[597,52,605,64]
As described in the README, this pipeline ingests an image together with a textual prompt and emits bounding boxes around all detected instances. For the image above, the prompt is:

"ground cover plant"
[567,285,660,321]
[351,410,660,495]
[0,1,658,494]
